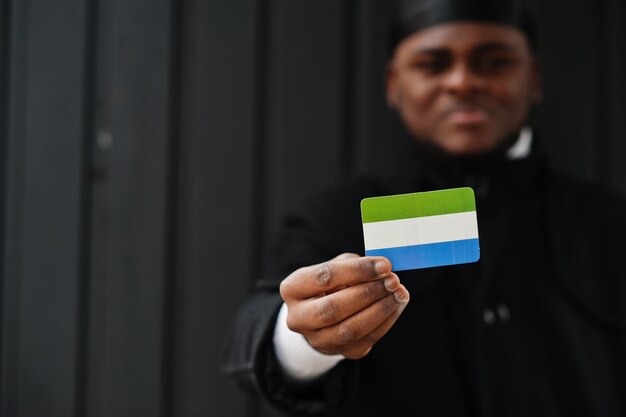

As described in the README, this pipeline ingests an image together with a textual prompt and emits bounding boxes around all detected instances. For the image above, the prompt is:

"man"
[223,0,626,415]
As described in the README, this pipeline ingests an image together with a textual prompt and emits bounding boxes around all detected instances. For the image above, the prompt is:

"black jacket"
[223,145,626,416]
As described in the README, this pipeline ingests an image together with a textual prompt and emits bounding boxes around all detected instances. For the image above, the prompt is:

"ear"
[385,62,399,108]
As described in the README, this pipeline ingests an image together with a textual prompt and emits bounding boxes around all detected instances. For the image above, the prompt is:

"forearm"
[223,291,357,416]
[222,291,283,392]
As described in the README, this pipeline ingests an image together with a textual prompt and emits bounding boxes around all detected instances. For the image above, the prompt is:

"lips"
[445,106,489,124]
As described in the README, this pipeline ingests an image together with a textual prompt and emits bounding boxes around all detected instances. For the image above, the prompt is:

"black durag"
[389,0,537,51]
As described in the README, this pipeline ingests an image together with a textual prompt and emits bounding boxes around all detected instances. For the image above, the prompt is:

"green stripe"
[361,187,476,223]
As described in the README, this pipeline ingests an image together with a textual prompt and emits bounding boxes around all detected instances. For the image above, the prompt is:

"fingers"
[341,290,409,359]
[303,284,410,356]
[280,255,392,301]
[287,273,401,331]
[278,253,406,362]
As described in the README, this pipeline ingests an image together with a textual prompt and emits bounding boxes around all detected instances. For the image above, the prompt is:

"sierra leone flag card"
[361,187,480,271]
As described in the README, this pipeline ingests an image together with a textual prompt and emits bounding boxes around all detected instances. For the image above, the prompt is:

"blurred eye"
[410,57,450,74]
[475,55,517,73]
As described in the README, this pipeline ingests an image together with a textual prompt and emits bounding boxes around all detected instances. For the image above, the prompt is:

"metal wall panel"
[85,0,175,416]
[263,0,350,241]
[171,0,257,416]
[0,0,91,416]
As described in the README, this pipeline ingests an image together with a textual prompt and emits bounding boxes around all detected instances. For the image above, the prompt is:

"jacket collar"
[405,128,545,201]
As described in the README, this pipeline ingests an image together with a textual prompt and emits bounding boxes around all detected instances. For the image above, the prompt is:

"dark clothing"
[223,144,626,416]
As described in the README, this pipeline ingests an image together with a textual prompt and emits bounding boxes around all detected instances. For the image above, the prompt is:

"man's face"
[386,22,542,155]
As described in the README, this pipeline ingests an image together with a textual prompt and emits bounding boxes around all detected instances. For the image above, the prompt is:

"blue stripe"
[365,238,480,271]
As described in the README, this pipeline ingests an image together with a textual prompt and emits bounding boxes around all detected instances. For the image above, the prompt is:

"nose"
[442,63,485,97]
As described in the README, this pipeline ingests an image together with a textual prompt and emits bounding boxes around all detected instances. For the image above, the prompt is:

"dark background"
[0,0,624,416]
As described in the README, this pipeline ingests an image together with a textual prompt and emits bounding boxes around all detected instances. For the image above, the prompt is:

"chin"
[438,139,497,156]
[435,130,500,156]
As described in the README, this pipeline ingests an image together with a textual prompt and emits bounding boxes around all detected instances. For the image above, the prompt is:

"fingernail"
[394,289,409,303]
[375,260,390,275]
[383,276,398,292]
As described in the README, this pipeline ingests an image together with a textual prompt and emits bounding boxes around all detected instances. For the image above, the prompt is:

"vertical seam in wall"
[0,0,11,408]
[160,0,184,415]
[248,0,271,416]
[74,0,99,415]
[595,0,610,184]
[340,0,357,178]
[249,0,270,292]
[0,0,27,414]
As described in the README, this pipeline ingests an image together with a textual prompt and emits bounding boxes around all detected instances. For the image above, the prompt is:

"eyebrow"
[412,42,518,56]
[474,42,518,54]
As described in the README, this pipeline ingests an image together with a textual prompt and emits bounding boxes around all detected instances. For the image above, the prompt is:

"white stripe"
[363,211,479,250]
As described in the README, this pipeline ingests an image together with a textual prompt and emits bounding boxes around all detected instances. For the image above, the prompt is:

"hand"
[279,253,410,359]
